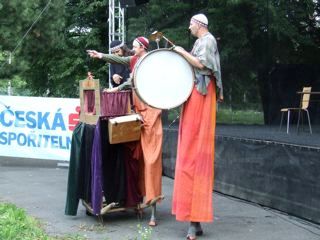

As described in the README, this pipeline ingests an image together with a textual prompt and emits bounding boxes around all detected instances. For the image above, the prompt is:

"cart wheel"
[86,210,94,216]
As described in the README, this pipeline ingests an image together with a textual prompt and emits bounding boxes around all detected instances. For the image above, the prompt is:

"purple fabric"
[91,120,103,215]
[100,91,130,117]
[90,91,139,214]
[90,119,142,213]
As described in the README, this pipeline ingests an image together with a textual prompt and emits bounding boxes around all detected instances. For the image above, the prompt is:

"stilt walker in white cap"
[171,13,223,240]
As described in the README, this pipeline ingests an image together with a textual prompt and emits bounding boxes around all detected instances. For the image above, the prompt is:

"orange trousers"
[172,81,216,222]
[134,95,163,204]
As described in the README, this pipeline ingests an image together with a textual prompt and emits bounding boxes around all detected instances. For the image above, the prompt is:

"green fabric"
[101,54,131,65]
[117,78,132,91]
[65,122,85,216]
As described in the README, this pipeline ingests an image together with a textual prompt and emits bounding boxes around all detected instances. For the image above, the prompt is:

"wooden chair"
[279,87,312,134]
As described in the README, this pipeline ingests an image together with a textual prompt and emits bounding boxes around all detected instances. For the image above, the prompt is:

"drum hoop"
[133,49,195,109]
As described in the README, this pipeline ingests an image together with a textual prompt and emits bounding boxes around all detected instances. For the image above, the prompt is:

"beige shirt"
[191,32,223,95]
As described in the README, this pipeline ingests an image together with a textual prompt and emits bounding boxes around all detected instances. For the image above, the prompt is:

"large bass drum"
[133,49,194,109]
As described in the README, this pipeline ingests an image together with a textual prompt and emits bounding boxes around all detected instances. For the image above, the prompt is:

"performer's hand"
[106,87,119,93]
[217,92,224,103]
[86,50,103,59]
[172,46,185,54]
[112,74,123,84]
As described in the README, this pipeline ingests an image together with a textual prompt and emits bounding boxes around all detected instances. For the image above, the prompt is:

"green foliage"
[0,0,109,97]
[217,107,264,125]
[0,0,319,114]
[127,0,191,47]
[60,0,110,96]
[0,202,49,240]
[0,202,155,240]
[0,75,29,96]
[134,224,153,240]
[0,203,87,240]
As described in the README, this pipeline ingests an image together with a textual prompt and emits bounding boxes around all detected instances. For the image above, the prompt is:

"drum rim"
[133,48,195,110]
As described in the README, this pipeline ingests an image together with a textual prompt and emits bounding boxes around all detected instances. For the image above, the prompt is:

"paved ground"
[1,165,320,240]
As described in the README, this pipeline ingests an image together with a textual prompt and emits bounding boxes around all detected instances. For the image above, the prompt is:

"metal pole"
[7,80,12,96]
[108,0,125,88]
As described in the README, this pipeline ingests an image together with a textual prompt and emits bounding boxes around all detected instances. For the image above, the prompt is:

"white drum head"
[133,49,194,109]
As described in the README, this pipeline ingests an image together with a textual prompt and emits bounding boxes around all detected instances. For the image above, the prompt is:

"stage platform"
[162,124,320,225]
[216,124,320,149]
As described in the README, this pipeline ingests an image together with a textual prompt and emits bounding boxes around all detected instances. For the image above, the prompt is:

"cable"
[0,0,52,71]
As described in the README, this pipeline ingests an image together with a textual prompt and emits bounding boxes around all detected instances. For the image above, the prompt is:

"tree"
[0,1,38,94]
[1,0,319,125]
[21,0,110,97]
[0,0,109,97]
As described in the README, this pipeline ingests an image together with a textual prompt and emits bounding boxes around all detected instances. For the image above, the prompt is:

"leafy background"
[0,0,319,123]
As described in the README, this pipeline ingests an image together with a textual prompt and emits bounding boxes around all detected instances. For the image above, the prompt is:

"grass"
[217,108,264,125]
[0,202,86,240]
[0,202,153,240]
[166,107,264,125]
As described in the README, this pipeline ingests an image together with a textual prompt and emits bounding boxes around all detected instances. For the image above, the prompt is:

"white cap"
[191,14,208,27]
